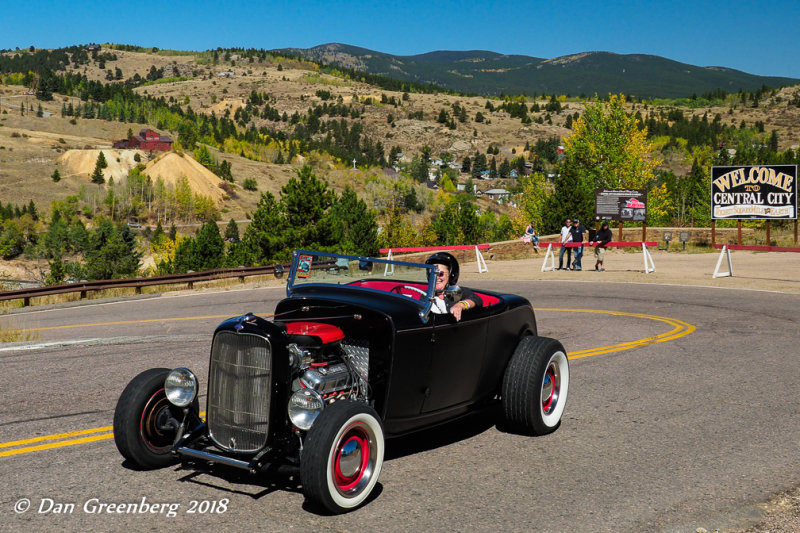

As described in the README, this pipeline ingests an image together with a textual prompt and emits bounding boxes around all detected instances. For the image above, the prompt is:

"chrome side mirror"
[444,285,462,304]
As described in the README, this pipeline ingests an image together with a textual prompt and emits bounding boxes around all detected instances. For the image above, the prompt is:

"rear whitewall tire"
[539,349,569,428]
[501,336,570,435]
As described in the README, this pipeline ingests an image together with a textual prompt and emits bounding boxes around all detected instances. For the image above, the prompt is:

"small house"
[129,129,173,151]
[483,188,510,202]
[115,129,173,151]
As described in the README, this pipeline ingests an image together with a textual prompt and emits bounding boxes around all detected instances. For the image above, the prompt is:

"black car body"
[113,250,569,513]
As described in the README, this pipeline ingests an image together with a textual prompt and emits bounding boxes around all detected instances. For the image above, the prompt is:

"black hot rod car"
[113,250,569,513]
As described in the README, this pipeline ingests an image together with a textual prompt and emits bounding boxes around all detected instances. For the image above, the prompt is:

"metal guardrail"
[0,263,291,307]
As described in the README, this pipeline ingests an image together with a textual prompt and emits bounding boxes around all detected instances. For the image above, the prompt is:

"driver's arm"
[450,290,482,321]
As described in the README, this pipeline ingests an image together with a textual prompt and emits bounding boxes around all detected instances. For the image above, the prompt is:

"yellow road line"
[1,309,692,458]
[0,413,206,458]
[0,425,113,448]
[0,433,113,458]
[535,308,696,360]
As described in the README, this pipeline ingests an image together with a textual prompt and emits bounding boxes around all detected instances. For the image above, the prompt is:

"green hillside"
[277,43,799,98]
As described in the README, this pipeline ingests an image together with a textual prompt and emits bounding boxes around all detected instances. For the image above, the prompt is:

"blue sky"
[4,0,799,78]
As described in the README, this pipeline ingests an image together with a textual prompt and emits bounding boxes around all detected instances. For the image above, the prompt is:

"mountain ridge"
[276,43,798,98]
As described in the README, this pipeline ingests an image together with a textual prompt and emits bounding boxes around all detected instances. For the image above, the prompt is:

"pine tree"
[51,169,61,182]
[151,221,165,243]
[242,191,283,262]
[326,187,378,256]
[225,219,239,241]
[192,220,225,271]
[91,164,105,184]
[84,219,142,280]
[45,256,66,286]
[769,130,779,152]
[499,159,510,178]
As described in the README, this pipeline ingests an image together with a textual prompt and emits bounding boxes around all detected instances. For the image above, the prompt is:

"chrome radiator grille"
[207,331,272,453]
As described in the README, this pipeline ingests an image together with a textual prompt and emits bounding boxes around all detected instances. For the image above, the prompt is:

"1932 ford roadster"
[113,250,569,513]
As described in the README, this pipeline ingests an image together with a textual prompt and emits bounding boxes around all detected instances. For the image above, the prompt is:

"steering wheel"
[391,284,428,300]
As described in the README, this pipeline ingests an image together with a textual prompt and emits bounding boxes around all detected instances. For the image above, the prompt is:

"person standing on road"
[593,220,613,271]
[570,218,587,270]
[558,218,572,270]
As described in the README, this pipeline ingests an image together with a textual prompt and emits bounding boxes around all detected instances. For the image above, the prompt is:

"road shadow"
[385,405,499,461]
[174,461,302,500]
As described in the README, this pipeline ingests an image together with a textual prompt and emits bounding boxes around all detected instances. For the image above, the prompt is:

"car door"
[419,310,489,413]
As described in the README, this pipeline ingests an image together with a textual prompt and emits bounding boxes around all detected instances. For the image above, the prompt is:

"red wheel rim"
[139,388,176,452]
[541,365,557,413]
[333,425,370,492]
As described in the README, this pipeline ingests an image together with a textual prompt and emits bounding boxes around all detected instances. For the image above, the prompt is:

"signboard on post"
[595,188,647,221]
[711,165,797,220]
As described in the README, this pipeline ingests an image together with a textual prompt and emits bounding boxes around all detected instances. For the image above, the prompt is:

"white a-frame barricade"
[712,245,733,278]
[642,242,656,274]
[384,246,487,276]
[383,249,395,276]
[476,245,488,273]
[541,244,556,272]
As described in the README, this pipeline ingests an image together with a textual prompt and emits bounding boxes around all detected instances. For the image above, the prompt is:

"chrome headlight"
[288,388,324,430]
[164,367,198,407]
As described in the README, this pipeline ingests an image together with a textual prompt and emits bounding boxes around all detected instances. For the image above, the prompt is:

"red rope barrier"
[379,244,490,254]
[545,241,658,248]
[713,244,800,253]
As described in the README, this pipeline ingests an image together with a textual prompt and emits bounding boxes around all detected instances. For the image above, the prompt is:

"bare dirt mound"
[143,152,225,205]
[58,149,144,182]
[57,149,225,205]
[208,98,245,116]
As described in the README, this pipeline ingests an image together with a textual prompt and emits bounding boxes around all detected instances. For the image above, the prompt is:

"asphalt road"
[0,281,798,532]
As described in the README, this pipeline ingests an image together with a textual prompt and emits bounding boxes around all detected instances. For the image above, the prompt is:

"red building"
[113,129,173,151]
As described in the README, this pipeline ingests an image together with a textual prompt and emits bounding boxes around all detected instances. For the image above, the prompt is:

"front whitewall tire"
[301,400,385,513]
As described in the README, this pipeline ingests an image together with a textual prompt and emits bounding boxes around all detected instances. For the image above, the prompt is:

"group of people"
[558,218,613,271]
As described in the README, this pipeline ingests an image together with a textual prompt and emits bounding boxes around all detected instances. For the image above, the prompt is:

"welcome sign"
[711,165,797,220]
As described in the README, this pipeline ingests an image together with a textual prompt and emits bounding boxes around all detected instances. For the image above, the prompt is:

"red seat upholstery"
[350,280,500,307]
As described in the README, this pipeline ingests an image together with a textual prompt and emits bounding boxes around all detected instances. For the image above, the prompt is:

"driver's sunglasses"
[436,271,448,278]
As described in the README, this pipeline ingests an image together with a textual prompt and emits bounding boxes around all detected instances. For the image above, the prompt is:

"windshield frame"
[286,250,437,321]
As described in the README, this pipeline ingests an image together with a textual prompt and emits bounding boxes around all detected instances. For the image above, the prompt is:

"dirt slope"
[143,152,225,205]
[54,149,225,204]
[58,149,143,182]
